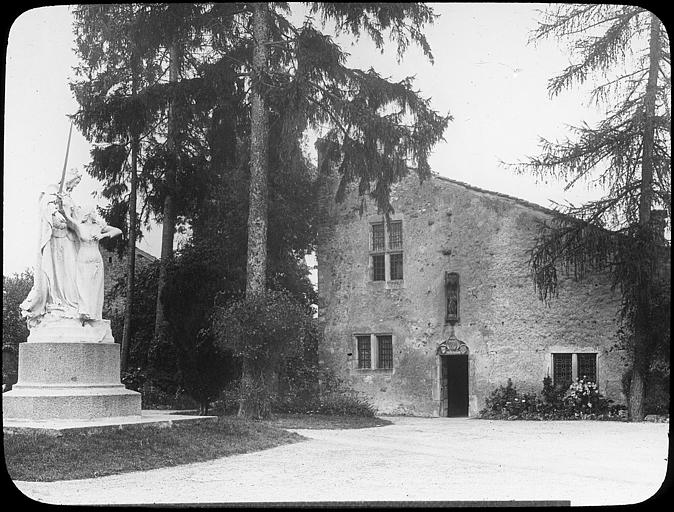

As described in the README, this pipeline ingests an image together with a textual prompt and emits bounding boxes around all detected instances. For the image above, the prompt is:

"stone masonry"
[317,170,628,416]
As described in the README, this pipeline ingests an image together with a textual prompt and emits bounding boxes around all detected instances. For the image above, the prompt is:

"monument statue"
[63,205,122,322]
[4,167,141,421]
[20,169,122,328]
[20,169,82,323]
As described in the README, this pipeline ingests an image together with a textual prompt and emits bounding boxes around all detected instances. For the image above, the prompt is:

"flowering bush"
[479,377,622,420]
[563,378,611,417]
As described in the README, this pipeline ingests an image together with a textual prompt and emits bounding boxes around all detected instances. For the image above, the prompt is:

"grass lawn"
[4,416,303,482]
[4,414,390,482]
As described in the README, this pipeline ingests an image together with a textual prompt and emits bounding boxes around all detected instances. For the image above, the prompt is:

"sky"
[3,3,610,277]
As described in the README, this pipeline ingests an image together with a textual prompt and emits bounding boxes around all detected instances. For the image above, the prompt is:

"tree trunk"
[121,50,140,375]
[628,13,660,422]
[239,3,270,419]
[153,39,181,347]
[245,3,270,299]
[121,134,138,373]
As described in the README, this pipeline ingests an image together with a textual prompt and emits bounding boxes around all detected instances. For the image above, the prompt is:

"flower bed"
[478,377,628,421]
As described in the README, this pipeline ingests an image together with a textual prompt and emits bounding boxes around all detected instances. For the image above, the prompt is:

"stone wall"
[101,247,156,319]
[317,171,627,416]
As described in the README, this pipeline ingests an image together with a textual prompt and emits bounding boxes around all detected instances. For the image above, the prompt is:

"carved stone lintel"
[437,334,469,355]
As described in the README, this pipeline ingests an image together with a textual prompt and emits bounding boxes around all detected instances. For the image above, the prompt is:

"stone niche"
[2,315,141,421]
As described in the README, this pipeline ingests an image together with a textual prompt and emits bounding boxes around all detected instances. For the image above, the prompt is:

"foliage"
[541,375,567,409]
[479,377,625,421]
[107,260,158,348]
[72,3,449,232]
[211,289,316,418]
[274,365,376,417]
[2,271,33,387]
[481,378,541,419]
[159,244,242,415]
[564,378,611,416]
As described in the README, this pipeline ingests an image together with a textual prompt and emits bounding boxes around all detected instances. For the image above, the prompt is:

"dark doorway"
[441,355,469,417]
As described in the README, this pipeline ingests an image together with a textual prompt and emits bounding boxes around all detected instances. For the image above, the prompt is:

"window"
[356,336,371,369]
[371,222,385,252]
[390,253,403,280]
[369,219,404,281]
[388,221,403,250]
[553,352,598,388]
[552,353,573,388]
[372,254,385,281]
[377,335,393,369]
[354,334,394,370]
[577,353,597,383]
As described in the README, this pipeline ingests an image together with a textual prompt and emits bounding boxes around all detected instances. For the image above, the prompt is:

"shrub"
[212,289,315,419]
[273,367,376,417]
[480,378,540,419]
[3,271,32,388]
[563,378,611,417]
[479,377,620,420]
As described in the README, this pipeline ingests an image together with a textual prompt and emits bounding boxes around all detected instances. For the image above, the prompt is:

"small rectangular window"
[377,335,393,369]
[372,254,385,281]
[577,353,597,383]
[356,336,371,369]
[390,252,403,280]
[388,221,403,250]
[553,353,572,389]
[372,223,385,252]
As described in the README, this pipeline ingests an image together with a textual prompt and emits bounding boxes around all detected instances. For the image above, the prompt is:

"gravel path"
[12,417,668,506]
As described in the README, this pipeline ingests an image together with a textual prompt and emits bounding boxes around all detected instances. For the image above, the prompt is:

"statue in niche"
[445,271,460,324]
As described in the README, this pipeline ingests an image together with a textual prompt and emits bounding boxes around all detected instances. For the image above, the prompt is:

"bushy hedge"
[273,367,376,417]
[479,377,627,420]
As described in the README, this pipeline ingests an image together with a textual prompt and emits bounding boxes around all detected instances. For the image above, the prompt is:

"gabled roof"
[430,173,558,216]
[134,247,157,261]
[100,245,158,261]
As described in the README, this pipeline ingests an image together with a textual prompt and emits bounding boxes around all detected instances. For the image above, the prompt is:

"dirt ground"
[10,417,669,506]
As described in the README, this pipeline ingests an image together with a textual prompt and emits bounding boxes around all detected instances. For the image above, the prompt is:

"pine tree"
[513,6,670,420]
[71,4,163,372]
[72,4,217,367]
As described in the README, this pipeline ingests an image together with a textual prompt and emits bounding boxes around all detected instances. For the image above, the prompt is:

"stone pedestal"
[3,316,141,421]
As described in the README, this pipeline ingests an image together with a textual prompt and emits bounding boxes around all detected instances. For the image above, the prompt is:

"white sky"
[3,3,608,276]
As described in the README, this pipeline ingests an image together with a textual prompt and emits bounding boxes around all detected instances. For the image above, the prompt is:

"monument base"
[3,385,141,421]
[3,410,218,436]
[3,316,141,421]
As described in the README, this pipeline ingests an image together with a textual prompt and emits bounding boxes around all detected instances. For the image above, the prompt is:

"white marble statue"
[20,169,122,327]
[63,205,122,321]
[20,169,82,322]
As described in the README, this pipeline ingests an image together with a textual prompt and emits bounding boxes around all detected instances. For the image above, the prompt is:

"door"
[444,354,469,417]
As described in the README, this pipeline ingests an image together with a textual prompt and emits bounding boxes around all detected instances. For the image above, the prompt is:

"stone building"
[100,246,157,318]
[317,170,634,417]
